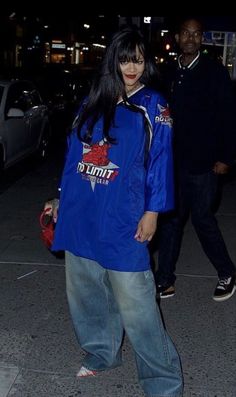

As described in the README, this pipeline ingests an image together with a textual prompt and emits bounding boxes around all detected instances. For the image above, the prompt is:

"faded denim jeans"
[65,251,183,397]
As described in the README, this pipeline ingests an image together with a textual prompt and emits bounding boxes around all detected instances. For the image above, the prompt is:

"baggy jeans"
[65,251,183,397]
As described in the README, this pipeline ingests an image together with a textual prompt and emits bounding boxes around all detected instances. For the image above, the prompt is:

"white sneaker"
[213,275,236,302]
[77,366,98,378]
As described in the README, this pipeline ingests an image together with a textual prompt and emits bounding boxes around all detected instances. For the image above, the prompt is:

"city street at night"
[0,13,236,397]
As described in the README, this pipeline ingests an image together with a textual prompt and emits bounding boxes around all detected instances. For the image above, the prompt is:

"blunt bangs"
[118,42,145,64]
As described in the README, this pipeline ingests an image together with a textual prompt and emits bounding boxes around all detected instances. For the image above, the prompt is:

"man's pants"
[155,170,235,287]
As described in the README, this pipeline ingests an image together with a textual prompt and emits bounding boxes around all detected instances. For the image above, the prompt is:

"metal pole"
[222,32,228,66]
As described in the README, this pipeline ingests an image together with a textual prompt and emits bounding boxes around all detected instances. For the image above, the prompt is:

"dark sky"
[2,10,236,33]
[164,16,236,32]
[203,16,236,31]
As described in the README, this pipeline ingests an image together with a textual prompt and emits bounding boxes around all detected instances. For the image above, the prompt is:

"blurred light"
[92,43,106,48]
[9,12,16,19]
[144,17,151,24]
[161,30,169,36]
[52,43,66,49]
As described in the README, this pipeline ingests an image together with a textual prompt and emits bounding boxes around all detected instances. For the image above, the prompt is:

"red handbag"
[39,208,55,249]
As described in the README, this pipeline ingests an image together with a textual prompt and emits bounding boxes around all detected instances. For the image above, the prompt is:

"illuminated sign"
[144,17,151,24]
[51,43,66,49]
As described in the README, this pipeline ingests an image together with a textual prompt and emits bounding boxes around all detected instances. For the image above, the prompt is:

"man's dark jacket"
[164,54,236,174]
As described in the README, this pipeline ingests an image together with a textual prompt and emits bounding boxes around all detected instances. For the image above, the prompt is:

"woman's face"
[119,47,145,93]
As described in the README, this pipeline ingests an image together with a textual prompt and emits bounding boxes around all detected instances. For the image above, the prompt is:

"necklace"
[126,83,144,96]
[126,82,142,94]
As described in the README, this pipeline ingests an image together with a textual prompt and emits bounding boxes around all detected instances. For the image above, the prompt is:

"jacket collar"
[178,51,200,70]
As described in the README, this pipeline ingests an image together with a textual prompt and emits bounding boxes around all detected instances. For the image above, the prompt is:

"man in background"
[155,17,236,302]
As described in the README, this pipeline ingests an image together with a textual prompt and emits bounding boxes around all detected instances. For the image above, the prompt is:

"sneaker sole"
[160,292,175,299]
[77,366,98,378]
[213,284,236,302]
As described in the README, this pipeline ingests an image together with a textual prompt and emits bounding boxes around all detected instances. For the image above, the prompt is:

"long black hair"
[76,26,159,144]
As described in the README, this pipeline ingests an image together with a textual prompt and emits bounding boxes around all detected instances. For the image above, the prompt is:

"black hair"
[76,26,159,144]
[176,16,204,34]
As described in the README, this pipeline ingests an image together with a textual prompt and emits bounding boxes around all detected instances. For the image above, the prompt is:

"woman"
[48,27,183,397]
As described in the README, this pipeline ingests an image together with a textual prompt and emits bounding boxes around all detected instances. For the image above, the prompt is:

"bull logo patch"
[77,140,119,190]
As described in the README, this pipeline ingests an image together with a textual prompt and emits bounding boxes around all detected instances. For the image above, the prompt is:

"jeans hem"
[82,361,122,372]
[146,393,183,397]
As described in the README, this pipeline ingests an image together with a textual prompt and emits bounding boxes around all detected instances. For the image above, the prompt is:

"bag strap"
[39,208,52,229]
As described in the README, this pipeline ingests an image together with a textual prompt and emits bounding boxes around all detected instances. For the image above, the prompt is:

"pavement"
[0,150,236,397]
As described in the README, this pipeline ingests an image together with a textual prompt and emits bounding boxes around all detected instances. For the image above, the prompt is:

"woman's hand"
[44,198,59,223]
[134,211,158,242]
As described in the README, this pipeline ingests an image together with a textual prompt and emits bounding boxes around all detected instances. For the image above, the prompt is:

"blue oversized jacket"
[52,86,174,271]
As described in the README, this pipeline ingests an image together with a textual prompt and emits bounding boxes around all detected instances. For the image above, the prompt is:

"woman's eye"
[120,60,144,66]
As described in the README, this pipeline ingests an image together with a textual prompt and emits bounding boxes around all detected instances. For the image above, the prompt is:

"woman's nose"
[127,62,136,71]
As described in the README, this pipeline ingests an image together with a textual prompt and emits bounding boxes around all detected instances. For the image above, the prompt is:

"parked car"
[0,79,51,170]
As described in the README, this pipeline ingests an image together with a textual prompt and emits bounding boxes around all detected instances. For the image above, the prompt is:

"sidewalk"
[0,156,235,397]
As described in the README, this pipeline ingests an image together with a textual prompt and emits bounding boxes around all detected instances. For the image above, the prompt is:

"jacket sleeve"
[145,95,175,213]
[215,64,236,165]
